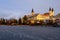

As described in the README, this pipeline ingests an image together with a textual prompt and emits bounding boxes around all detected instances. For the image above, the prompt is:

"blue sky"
[0,0,60,19]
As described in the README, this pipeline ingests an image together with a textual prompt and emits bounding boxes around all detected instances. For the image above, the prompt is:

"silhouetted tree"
[18,18,22,24]
[23,15,28,24]
[0,18,6,25]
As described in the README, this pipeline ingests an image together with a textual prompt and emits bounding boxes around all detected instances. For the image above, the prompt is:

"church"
[26,8,54,24]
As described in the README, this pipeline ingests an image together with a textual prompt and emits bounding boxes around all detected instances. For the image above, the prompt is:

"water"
[0,25,60,40]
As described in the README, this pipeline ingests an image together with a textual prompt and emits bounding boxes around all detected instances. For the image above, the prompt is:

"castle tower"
[49,8,54,16]
[31,9,34,15]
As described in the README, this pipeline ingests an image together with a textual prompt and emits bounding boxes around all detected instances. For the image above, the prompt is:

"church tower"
[49,8,54,17]
[31,9,34,15]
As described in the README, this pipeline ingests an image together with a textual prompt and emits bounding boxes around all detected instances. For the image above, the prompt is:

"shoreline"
[0,24,53,27]
[0,25,59,27]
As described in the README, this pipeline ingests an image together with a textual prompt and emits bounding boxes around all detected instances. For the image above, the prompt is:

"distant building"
[54,13,60,19]
[25,8,54,24]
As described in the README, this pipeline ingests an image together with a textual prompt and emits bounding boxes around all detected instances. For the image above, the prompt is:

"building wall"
[36,14,50,21]
[36,14,43,20]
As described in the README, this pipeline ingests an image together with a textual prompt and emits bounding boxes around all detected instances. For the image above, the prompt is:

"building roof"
[28,14,39,18]
[43,12,49,16]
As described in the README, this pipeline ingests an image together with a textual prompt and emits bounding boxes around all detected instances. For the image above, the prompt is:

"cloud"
[0,9,26,19]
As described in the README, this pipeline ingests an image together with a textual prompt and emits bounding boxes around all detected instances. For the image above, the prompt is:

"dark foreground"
[0,25,60,40]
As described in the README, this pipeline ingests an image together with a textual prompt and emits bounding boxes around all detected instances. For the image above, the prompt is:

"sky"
[0,0,60,19]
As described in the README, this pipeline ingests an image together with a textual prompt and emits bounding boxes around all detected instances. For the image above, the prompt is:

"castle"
[26,8,54,24]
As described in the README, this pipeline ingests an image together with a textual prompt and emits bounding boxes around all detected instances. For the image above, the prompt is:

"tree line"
[0,15,28,25]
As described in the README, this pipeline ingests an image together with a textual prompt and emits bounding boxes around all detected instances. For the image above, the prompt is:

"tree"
[9,18,18,25]
[0,18,6,25]
[18,18,22,24]
[23,15,28,24]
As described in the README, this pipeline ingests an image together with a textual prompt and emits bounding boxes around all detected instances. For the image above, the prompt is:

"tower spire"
[52,8,54,12]
[31,8,34,15]
[49,7,51,11]
[49,7,54,16]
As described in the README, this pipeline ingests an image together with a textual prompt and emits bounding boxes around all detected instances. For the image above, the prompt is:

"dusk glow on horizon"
[0,0,60,19]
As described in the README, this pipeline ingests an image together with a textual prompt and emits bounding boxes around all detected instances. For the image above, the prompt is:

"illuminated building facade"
[26,8,54,24]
